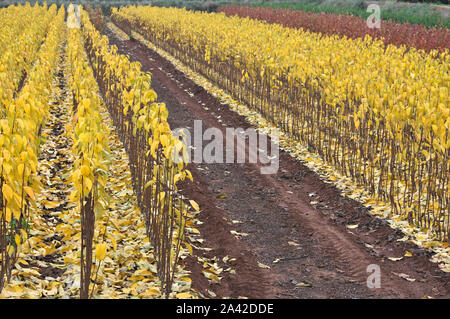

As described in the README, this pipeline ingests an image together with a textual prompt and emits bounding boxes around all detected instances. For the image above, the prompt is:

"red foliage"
[218,6,450,53]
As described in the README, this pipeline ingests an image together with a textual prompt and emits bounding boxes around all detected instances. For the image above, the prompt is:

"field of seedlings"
[0,2,449,300]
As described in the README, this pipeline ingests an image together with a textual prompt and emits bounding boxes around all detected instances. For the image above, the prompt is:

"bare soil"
[103,26,449,299]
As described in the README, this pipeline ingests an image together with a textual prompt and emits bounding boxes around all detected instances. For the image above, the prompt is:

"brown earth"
[103,26,450,299]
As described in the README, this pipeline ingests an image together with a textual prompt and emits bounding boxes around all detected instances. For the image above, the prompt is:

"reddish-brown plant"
[218,6,450,53]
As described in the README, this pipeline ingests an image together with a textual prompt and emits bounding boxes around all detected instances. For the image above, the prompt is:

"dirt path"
[103,26,449,299]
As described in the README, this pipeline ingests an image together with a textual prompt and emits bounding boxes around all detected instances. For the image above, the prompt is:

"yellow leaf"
[189,200,200,212]
[5,207,12,223]
[7,245,15,256]
[13,206,21,221]
[424,241,442,248]
[23,186,35,201]
[202,270,220,282]
[190,228,200,234]
[84,177,93,193]
[2,184,13,201]
[4,285,23,295]
[185,242,193,255]
[160,134,168,147]
[80,165,90,177]
[107,234,117,251]
[79,133,89,144]
[185,170,193,182]
[257,262,271,269]
[18,259,28,265]
[139,288,160,297]
[176,292,192,299]
[18,164,25,177]
[95,243,107,261]
[20,229,27,241]
[144,180,154,190]
[43,200,61,209]
[69,190,78,202]
[15,234,21,247]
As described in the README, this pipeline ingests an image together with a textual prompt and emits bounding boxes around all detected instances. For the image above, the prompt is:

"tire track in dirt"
[103,25,449,299]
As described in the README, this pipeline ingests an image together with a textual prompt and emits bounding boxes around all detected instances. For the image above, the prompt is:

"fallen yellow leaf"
[176,292,192,299]
[189,200,200,212]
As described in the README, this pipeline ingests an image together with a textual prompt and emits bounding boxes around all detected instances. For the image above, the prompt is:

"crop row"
[218,5,450,53]
[66,4,112,298]
[0,4,56,116]
[0,4,65,291]
[0,4,42,57]
[112,6,449,241]
[79,7,193,297]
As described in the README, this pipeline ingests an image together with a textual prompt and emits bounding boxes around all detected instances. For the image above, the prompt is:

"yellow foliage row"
[113,6,448,149]
[0,4,57,115]
[0,5,65,259]
[66,6,110,220]
[0,3,41,57]
[80,8,191,197]
[80,8,193,294]
[65,5,113,297]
